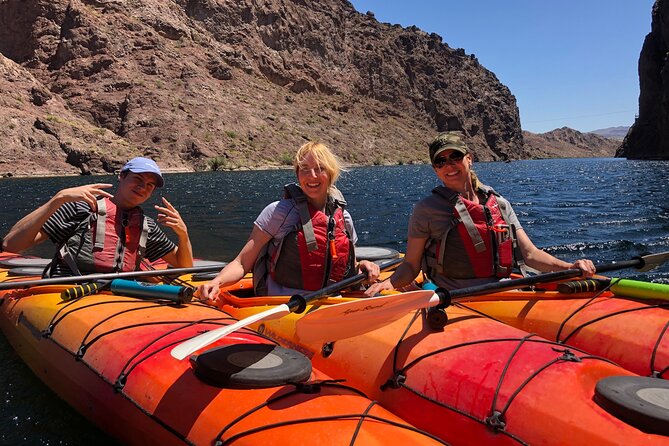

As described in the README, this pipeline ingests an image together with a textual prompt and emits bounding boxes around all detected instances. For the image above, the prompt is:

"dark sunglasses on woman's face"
[432,152,465,168]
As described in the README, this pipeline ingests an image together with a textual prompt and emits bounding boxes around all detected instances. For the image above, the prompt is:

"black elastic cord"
[215,380,449,446]
[555,277,617,342]
[651,321,669,378]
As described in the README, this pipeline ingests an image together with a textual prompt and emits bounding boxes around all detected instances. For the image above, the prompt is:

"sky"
[348,0,655,133]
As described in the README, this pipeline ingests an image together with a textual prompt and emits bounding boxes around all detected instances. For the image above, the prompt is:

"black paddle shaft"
[287,257,404,313]
[0,264,225,291]
[447,257,645,300]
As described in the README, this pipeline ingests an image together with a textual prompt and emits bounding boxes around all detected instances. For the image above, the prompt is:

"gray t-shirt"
[254,198,358,295]
[408,187,522,290]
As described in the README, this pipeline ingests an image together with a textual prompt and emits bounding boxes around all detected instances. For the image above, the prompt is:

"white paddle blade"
[295,290,440,343]
[638,251,669,272]
[170,304,291,360]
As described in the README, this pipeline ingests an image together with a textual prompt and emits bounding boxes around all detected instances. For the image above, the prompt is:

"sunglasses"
[432,152,465,168]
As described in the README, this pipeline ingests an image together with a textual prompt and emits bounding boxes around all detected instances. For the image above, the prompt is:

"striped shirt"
[42,201,175,275]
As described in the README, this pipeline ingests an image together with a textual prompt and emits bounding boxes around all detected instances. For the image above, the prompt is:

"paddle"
[548,277,669,302]
[60,279,194,304]
[170,257,403,360]
[294,251,669,343]
[61,280,111,301]
[0,264,226,291]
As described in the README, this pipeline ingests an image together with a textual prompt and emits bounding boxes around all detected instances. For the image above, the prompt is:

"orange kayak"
[217,287,669,446]
[458,282,668,378]
[0,253,446,446]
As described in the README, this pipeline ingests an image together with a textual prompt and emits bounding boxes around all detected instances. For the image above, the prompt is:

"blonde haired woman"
[200,142,380,301]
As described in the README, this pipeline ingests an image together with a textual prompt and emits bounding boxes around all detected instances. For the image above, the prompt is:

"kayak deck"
[216,287,669,445]
[2,251,668,445]
[459,285,668,378]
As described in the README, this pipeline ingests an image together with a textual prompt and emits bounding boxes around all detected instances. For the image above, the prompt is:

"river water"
[0,158,668,444]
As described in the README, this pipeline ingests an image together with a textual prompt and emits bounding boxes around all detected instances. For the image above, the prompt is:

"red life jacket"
[424,185,519,280]
[44,197,149,277]
[253,184,355,295]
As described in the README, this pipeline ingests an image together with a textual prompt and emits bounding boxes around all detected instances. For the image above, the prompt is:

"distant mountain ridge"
[588,126,629,140]
[523,127,620,158]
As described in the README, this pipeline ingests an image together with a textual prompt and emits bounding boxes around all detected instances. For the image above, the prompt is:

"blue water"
[1,158,668,444]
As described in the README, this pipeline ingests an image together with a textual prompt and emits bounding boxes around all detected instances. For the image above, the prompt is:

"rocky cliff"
[619,0,669,159]
[0,0,533,177]
[523,127,619,159]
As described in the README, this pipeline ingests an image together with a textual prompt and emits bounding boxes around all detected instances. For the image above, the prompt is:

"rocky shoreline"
[0,0,623,177]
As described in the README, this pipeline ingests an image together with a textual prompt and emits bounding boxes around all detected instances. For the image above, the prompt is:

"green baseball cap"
[428,132,468,163]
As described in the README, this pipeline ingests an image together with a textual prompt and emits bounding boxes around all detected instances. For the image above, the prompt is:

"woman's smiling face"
[433,149,472,189]
[296,152,330,204]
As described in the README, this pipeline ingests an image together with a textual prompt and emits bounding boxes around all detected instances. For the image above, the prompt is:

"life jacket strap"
[284,183,318,252]
[113,212,128,272]
[58,243,82,276]
[94,198,107,250]
[328,185,347,208]
[437,216,460,268]
[135,215,149,270]
[495,194,526,273]
[510,223,528,275]
[454,198,486,253]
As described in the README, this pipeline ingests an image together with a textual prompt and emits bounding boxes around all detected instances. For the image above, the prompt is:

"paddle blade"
[171,304,290,360]
[295,290,440,343]
[638,251,669,272]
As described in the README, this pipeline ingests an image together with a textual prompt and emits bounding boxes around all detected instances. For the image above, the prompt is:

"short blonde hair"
[294,141,342,188]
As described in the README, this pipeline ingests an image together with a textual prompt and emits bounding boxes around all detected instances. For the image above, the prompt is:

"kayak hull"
[220,291,669,446]
[460,287,669,378]
[0,254,445,446]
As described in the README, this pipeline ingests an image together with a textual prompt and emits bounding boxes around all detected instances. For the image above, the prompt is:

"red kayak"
[459,279,668,378]
[215,287,669,446]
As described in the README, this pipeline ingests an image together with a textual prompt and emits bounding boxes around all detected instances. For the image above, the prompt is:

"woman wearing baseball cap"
[2,157,193,276]
[366,131,595,295]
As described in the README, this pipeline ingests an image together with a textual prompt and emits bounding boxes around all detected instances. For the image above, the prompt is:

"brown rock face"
[619,0,669,159]
[0,56,136,177]
[1,0,530,177]
[523,127,619,159]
